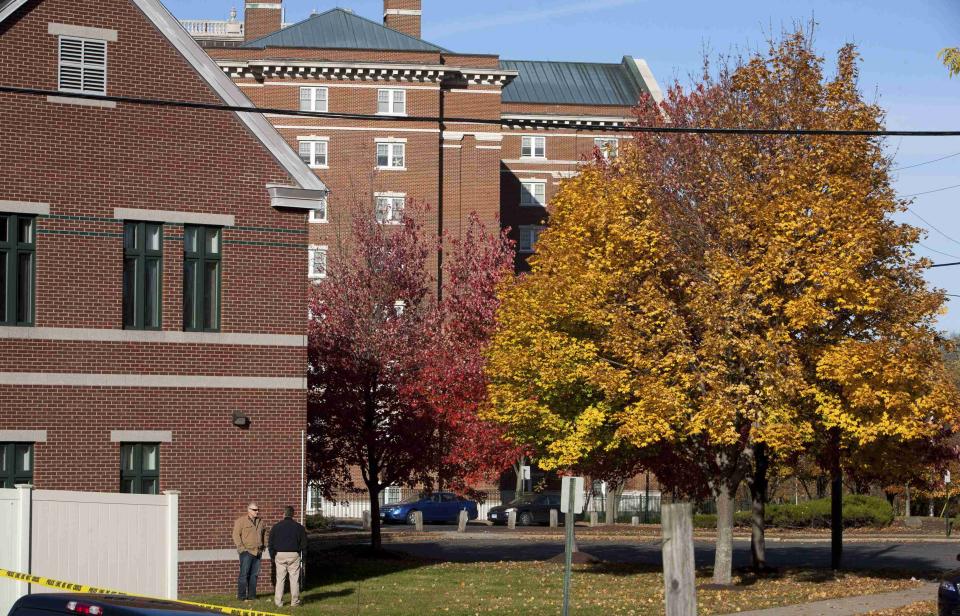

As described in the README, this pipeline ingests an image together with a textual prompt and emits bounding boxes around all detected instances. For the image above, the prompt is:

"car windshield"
[507,495,538,506]
[398,494,425,504]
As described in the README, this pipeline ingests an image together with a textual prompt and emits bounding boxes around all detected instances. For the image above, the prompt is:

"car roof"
[12,594,219,616]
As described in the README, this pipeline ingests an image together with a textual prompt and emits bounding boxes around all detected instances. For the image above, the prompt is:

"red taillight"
[66,602,103,615]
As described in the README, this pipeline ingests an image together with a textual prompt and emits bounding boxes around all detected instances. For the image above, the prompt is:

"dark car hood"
[942,568,960,582]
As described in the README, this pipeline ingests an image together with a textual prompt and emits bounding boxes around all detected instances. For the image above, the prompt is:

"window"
[517,226,545,254]
[58,36,107,95]
[298,140,328,168]
[376,142,406,169]
[375,195,405,225]
[123,222,162,330]
[309,198,328,224]
[120,443,159,495]
[595,138,619,160]
[377,89,406,115]
[0,214,35,326]
[0,443,33,489]
[299,87,328,112]
[520,181,547,207]
[308,245,327,280]
[521,136,546,159]
[183,226,221,332]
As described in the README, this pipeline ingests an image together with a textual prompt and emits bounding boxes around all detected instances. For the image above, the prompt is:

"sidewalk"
[715,584,937,616]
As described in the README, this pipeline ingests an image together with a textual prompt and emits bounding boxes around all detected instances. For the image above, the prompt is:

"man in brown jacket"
[233,503,266,601]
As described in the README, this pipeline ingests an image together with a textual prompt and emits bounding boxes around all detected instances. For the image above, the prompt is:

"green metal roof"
[242,8,447,52]
[500,59,646,106]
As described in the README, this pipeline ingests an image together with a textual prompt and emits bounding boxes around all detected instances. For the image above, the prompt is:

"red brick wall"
[383,0,421,39]
[0,0,309,596]
[244,4,282,42]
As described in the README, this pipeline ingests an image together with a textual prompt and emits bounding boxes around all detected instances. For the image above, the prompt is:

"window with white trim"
[58,36,107,95]
[299,87,328,112]
[377,89,406,115]
[308,245,327,280]
[521,136,546,159]
[520,181,547,207]
[376,142,406,169]
[375,195,405,225]
[309,198,328,224]
[517,226,545,254]
[298,140,328,168]
[595,138,619,160]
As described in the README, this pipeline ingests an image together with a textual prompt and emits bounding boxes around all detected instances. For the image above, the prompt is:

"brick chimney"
[384,0,422,39]
[244,1,283,42]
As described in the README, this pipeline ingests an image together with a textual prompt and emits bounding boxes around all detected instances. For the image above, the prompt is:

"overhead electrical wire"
[918,243,960,260]
[902,184,960,198]
[891,151,960,172]
[907,209,960,248]
[5,84,960,136]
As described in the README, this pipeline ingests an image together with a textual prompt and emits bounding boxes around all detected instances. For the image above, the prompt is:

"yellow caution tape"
[0,568,286,616]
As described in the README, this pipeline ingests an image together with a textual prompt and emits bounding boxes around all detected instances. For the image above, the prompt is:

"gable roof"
[0,0,326,193]
[500,57,655,107]
[242,8,446,53]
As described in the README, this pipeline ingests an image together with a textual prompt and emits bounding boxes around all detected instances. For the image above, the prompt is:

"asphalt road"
[383,534,960,574]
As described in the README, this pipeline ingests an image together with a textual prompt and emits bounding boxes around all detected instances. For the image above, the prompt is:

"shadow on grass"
[301,543,437,602]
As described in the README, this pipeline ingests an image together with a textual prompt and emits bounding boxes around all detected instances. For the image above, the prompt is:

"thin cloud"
[426,0,644,37]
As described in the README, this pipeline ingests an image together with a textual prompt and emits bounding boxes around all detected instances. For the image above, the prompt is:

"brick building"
[0,0,325,595]
[183,1,663,510]
[186,0,663,276]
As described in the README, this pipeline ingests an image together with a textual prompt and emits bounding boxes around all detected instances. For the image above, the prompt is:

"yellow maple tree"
[486,30,960,585]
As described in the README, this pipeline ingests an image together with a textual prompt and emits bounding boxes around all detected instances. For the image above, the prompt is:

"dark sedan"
[939,558,960,615]
[487,494,566,526]
[380,492,479,525]
[8,594,219,616]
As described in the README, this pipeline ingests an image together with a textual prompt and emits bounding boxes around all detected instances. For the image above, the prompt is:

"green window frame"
[0,214,36,327]
[0,443,34,489]
[183,226,221,332]
[123,222,163,330]
[119,443,160,495]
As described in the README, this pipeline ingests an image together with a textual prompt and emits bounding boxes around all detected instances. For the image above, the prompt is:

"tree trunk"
[750,442,769,572]
[368,488,382,551]
[829,428,842,571]
[713,483,736,585]
[905,483,911,517]
[606,482,624,525]
[514,456,526,496]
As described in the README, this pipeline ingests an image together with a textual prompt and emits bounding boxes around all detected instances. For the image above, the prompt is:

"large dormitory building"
[184,0,665,512]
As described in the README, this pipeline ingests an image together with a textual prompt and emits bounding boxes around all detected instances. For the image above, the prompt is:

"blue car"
[380,492,479,525]
[939,556,960,615]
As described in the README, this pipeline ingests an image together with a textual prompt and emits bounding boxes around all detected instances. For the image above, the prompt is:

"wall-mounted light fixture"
[232,411,251,429]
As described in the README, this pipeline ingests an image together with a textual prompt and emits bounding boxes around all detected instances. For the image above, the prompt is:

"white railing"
[307,486,503,521]
[180,19,244,39]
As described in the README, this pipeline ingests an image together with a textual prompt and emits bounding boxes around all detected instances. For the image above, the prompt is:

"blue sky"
[170,0,960,331]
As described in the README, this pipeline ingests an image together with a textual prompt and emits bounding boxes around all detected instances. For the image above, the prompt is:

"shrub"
[691,495,893,530]
[305,513,335,531]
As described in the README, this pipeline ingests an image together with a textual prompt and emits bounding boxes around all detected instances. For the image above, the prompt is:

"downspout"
[437,83,445,300]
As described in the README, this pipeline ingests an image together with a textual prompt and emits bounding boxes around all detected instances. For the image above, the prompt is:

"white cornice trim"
[0,327,306,347]
[384,9,422,16]
[0,373,306,389]
[0,201,50,216]
[0,430,47,443]
[114,208,235,227]
[111,430,173,443]
[631,57,664,105]
[245,3,282,9]
[48,22,118,42]
[272,124,439,134]
[47,95,117,109]
[267,185,329,211]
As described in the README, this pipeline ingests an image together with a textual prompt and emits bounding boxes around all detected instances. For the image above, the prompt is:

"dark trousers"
[238,551,261,600]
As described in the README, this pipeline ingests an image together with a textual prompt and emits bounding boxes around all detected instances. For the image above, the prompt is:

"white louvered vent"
[58,37,107,95]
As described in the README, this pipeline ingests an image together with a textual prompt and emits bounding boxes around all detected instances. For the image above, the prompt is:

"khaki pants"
[273,552,302,607]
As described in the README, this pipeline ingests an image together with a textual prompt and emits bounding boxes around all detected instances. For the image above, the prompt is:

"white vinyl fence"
[0,486,178,616]
[307,486,503,521]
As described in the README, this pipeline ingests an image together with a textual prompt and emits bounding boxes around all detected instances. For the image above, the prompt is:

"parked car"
[380,492,479,525]
[938,557,960,615]
[8,594,219,616]
[488,493,566,526]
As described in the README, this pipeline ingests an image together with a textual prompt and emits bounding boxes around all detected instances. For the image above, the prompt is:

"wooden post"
[589,511,598,527]
[662,502,697,616]
[632,515,640,527]
[458,509,468,533]
[550,509,559,528]
[507,510,517,529]
[414,510,424,532]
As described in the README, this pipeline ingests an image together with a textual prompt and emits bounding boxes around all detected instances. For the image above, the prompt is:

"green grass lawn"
[192,547,927,616]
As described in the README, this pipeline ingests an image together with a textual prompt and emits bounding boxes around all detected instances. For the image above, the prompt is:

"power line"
[907,209,960,248]
[932,262,960,268]
[892,151,960,172]
[902,184,960,198]
[5,84,960,136]
[918,243,960,260]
